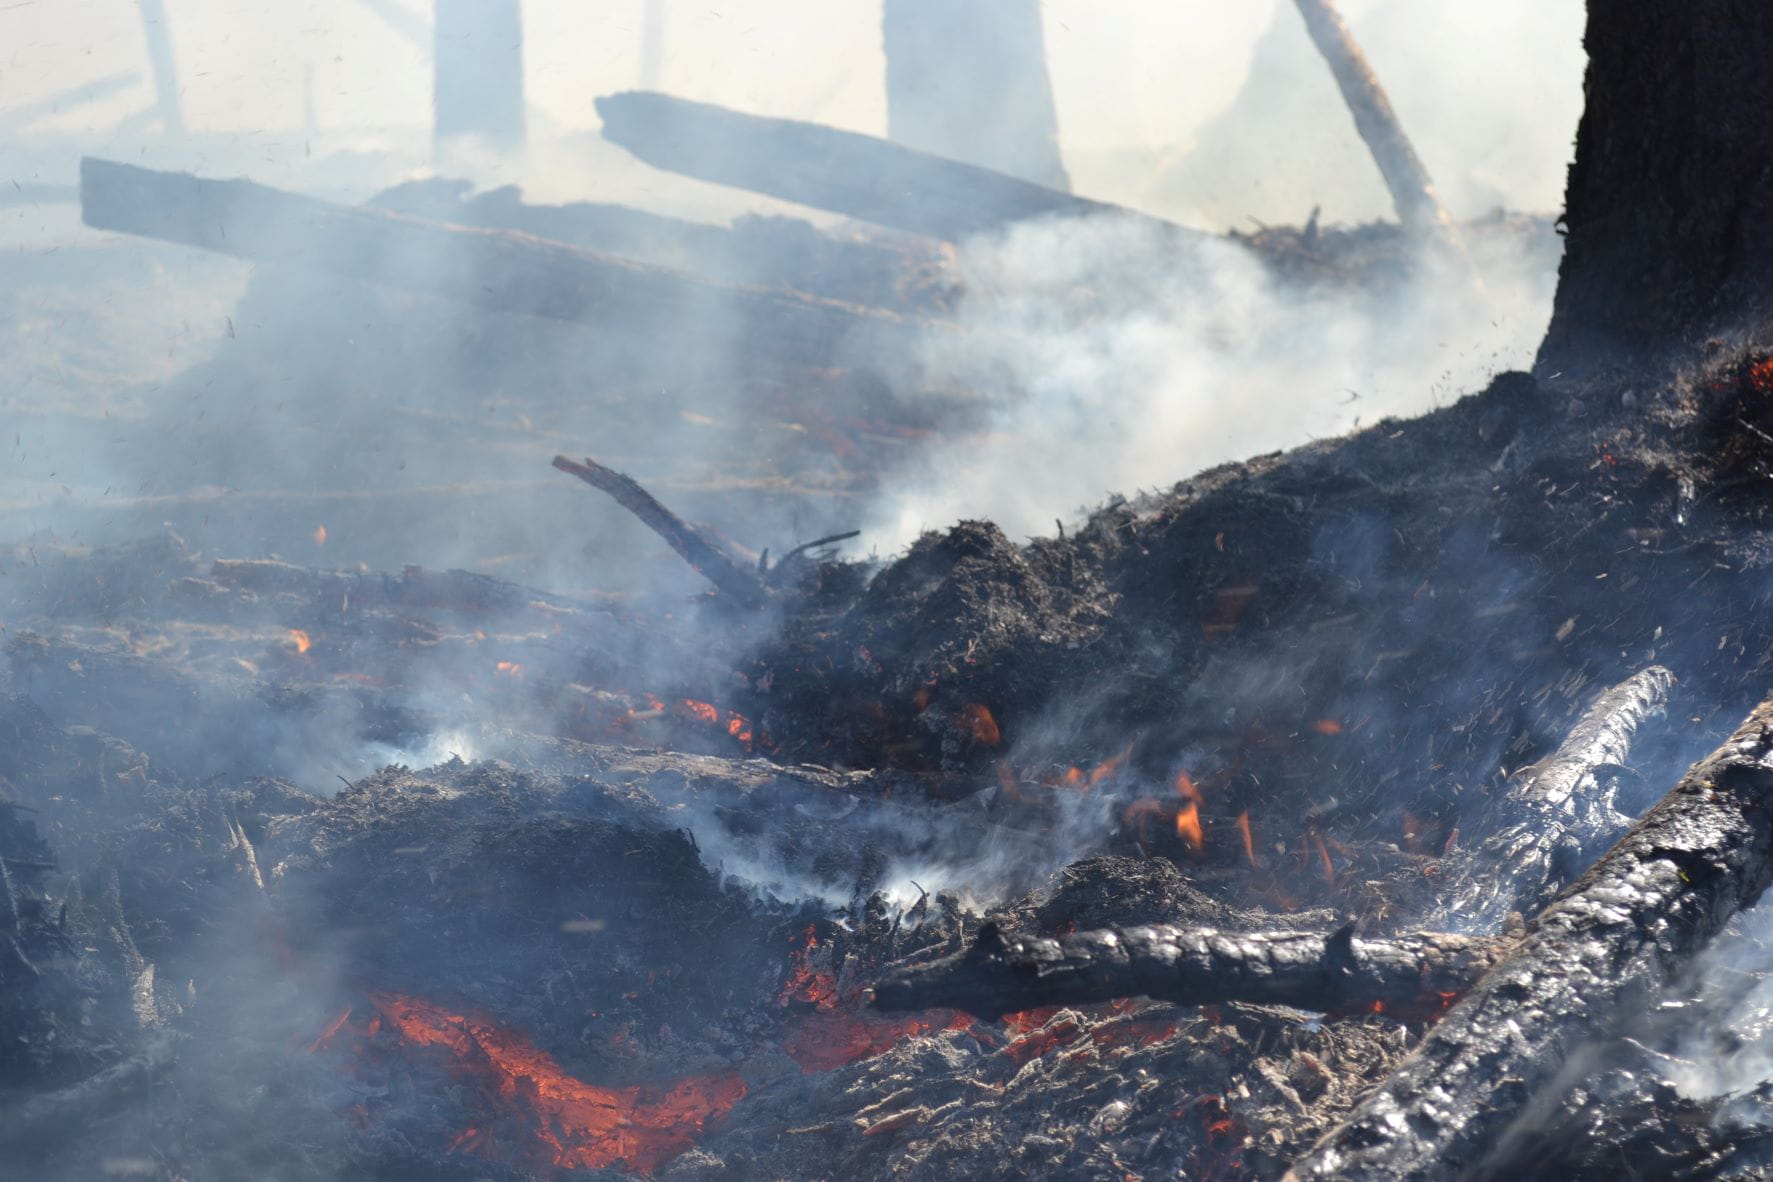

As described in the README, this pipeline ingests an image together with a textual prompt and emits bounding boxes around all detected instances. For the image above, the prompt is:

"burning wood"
[78,158,921,366]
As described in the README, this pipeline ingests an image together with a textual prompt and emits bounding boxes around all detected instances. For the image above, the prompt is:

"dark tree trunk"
[1537,3,1773,376]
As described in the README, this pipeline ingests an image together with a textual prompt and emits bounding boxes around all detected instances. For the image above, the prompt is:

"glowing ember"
[1750,356,1773,395]
[1310,719,1344,735]
[312,523,328,547]
[678,699,757,749]
[775,926,969,1072]
[959,703,1002,746]
[287,629,312,655]
[358,992,746,1175]
[494,660,524,678]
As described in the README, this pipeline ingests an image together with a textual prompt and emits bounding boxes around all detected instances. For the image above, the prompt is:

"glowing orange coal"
[494,660,524,678]
[287,629,312,655]
[330,993,746,1175]
[678,699,757,749]
[312,523,328,547]
[1311,719,1344,735]
[959,703,1002,747]
[775,926,969,1073]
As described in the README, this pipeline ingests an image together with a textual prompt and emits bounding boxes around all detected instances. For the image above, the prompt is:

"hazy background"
[0,0,1590,568]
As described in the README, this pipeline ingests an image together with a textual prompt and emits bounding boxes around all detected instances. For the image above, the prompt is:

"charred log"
[1432,665,1675,929]
[369,177,952,313]
[1286,693,1773,1181]
[552,454,774,610]
[872,921,1501,1020]
[593,91,1192,245]
[79,158,916,366]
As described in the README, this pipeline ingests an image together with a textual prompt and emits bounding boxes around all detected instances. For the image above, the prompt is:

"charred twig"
[1434,665,1675,928]
[1290,0,1471,267]
[552,455,773,609]
[770,530,862,574]
[1286,692,1773,1181]
[871,922,1502,1019]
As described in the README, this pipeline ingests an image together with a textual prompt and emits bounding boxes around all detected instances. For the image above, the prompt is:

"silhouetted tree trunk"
[1538,2,1773,376]
[882,0,1069,191]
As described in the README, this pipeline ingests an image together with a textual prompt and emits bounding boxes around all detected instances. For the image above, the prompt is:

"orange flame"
[1174,803,1204,852]
[1089,742,1133,787]
[1311,833,1336,885]
[288,629,312,655]
[312,523,328,547]
[362,993,746,1174]
[1235,810,1258,868]
[495,660,524,678]
[959,704,1001,747]
[1311,719,1344,735]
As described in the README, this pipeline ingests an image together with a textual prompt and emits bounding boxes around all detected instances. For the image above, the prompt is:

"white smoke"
[868,211,1560,549]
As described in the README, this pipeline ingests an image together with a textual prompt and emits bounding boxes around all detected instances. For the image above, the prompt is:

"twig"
[552,455,772,609]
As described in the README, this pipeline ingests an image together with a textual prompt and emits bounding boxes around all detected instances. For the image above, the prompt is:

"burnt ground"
[7,344,1773,1178]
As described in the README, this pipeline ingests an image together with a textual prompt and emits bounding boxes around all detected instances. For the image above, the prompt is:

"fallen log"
[552,454,774,610]
[370,178,951,314]
[1433,665,1675,929]
[871,921,1502,1020]
[594,90,1194,245]
[79,158,917,365]
[1286,692,1773,1181]
[1290,0,1465,256]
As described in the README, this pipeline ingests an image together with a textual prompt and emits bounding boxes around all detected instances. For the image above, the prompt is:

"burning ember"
[312,993,746,1175]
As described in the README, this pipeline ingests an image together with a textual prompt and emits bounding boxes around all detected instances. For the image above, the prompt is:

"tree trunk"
[1537,3,1773,377]
[882,0,1070,191]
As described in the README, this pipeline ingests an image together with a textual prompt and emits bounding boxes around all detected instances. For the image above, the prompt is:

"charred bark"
[1286,694,1773,1181]
[1537,3,1773,375]
[593,91,1190,245]
[79,158,916,365]
[1431,665,1675,930]
[872,922,1501,1020]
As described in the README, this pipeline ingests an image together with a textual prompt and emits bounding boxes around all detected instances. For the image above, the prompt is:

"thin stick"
[552,455,772,609]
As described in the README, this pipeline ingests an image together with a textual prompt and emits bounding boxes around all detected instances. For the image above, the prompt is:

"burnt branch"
[1291,0,1465,257]
[871,922,1502,1019]
[1286,693,1773,1182]
[552,454,773,610]
[1434,665,1675,929]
